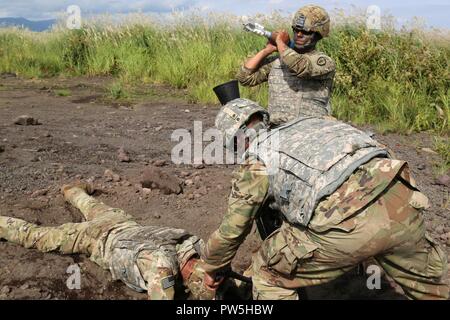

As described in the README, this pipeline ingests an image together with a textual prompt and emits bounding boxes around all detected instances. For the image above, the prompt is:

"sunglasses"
[292,27,314,36]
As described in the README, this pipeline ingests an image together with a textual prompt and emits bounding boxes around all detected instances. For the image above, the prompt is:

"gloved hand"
[182,259,223,300]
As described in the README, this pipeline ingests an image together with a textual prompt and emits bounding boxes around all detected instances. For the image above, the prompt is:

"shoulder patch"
[317,56,327,66]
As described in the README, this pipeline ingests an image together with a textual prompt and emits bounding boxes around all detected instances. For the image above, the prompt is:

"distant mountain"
[0,17,56,32]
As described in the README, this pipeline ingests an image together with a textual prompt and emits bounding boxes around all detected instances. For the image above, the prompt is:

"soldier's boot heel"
[61,181,95,200]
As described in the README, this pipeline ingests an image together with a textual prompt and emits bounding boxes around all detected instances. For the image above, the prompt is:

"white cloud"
[0,0,448,28]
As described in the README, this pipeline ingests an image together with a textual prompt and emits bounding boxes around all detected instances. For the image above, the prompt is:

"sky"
[0,0,448,29]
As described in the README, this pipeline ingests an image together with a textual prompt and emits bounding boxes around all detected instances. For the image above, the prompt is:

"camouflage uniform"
[0,187,201,300]
[201,100,449,300]
[237,50,335,124]
[202,157,449,300]
[237,5,336,125]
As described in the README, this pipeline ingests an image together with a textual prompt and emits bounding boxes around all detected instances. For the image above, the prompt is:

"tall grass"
[0,12,449,135]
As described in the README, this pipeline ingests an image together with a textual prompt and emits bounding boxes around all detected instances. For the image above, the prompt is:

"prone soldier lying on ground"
[0,182,219,300]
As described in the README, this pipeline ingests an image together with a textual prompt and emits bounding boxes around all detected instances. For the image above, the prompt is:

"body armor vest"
[249,117,389,226]
[268,58,333,125]
[109,226,197,292]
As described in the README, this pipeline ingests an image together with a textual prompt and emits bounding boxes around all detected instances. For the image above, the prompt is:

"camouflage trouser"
[0,188,132,255]
[251,179,449,300]
[0,187,176,300]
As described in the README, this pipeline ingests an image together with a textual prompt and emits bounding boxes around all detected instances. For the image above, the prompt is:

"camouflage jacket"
[201,157,414,273]
[236,49,335,124]
[96,223,201,299]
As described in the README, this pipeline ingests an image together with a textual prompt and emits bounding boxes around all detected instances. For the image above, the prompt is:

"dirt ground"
[0,74,448,300]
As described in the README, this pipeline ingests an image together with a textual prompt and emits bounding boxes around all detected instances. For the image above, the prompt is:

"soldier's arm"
[236,55,278,87]
[280,48,335,79]
[137,251,176,300]
[201,159,269,274]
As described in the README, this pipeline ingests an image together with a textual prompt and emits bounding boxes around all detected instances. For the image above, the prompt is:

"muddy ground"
[0,74,448,300]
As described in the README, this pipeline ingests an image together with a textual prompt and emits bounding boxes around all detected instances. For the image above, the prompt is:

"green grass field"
[0,13,448,142]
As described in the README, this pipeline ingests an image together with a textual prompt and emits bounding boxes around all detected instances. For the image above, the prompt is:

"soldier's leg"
[250,226,354,300]
[62,183,130,222]
[375,234,449,300]
[0,216,95,254]
[375,197,450,299]
[251,179,420,300]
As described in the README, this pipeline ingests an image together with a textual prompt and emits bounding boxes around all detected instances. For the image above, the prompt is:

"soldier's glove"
[182,259,223,300]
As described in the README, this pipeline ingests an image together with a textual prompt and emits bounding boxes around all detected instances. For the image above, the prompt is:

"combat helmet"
[213,81,269,150]
[292,5,330,38]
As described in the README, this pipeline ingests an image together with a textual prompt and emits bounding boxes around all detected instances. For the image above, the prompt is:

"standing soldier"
[237,5,336,125]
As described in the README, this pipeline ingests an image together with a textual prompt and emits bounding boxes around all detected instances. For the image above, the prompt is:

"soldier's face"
[292,28,315,51]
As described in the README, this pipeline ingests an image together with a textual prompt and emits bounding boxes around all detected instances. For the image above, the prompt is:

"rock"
[435,225,445,235]
[153,159,166,167]
[155,126,163,132]
[185,179,194,186]
[134,184,142,193]
[187,193,195,200]
[43,293,52,300]
[179,171,190,178]
[197,186,208,196]
[31,188,49,198]
[118,147,131,162]
[216,184,224,190]
[43,132,52,138]
[103,169,119,182]
[0,286,11,295]
[417,164,426,170]
[14,115,40,126]
[20,283,30,290]
[30,156,40,162]
[194,176,202,184]
[184,109,190,113]
[435,175,450,187]
[153,213,161,219]
[140,165,182,195]
[142,188,152,195]
[421,148,438,155]
[193,163,205,169]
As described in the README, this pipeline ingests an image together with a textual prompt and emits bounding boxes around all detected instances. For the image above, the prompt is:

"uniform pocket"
[261,226,318,276]
[409,191,430,210]
[407,234,448,279]
[424,234,448,279]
